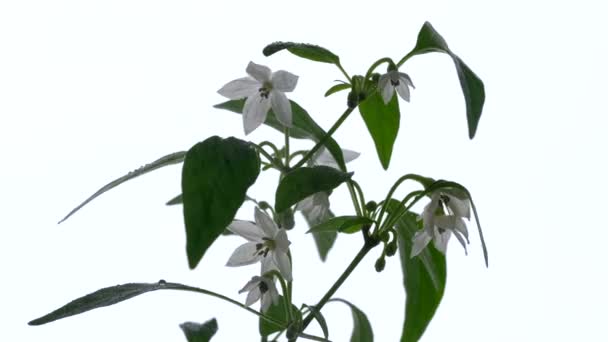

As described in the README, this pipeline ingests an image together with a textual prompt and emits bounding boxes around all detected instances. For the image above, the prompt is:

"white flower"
[238,276,279,313]
[226,207,292,281]
[378,69,415,104]
[295,147,360,223]
[411,191,470,257]
[218,61,299,135]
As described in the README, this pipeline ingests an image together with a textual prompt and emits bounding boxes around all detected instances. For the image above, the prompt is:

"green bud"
[386,241,397,257]
[365,200,378,212]
[277,208,295,230]
[374,257,386,272]
[258,201,271,210]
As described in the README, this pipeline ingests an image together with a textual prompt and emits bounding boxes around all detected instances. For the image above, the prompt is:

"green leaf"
[259,296,301,336]
[58,151,186,223]
[386,200,447,342]
[308,215,374,234]
[302,304,329,339]
[330,299,373,342]
[182,136,260,269]
[407,21,485,139]
[358,92,400,170]
[180,319,218,342]
[29,281,210,326]
[301,208,337,262]
[263,42,340,65]
[325,83,351,97]
[214,99,347,170]
[166,193,183,205]
[275,166,352,213]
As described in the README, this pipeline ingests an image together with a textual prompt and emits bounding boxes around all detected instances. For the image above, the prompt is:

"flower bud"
[374,257,386,272]
[277,208,295,230]
[258,201,271,210]
[365,200,378,212]
[386,241,398,257]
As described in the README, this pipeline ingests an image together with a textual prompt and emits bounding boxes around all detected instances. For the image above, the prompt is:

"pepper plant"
[29,21,488,342]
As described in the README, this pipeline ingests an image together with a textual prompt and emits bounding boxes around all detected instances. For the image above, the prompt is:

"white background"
[2,0,607,341]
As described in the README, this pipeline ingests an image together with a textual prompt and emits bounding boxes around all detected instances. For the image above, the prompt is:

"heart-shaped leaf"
[329,298,373,342]
[263,42,340,65]
[275,167,352,213]
[58,151,186,223]
[386,200,447,342]
[214,99,347,170]
[406,21,485,139]
[358,92,400,170]
[180,318,218,342]
[182,136,259,269]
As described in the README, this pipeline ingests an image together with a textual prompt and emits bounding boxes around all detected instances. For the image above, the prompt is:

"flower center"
[390,79,400,87]
[255,237,276,258]
[259,281,269,294]
[258,82,273,99]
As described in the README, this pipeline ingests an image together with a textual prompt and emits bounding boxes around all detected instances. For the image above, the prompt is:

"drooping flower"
[411,191,470,257]
[226,207,292,281]
[378,69,415,104]
[295,147,360,223]
[218,61,299,135]
[238,276,279,313]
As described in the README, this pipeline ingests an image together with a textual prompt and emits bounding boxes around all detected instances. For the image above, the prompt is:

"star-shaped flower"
[378,69,415,104]
[218,61,299,134]
[238,276,279,313]
[226,207,292,281]
[411,191,470,257]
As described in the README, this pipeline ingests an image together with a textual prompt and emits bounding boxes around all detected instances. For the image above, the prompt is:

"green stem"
[292,107,355,169]
[347,182,362,217]
[300,244,373,330]
[298,332,331,342]
[284,127,291,168]
[364,57,393,79]
[336,62,352,83]
[396,51,415,68]
[163,282,284,327]
[349,180,366,216]
[254,144,286,172]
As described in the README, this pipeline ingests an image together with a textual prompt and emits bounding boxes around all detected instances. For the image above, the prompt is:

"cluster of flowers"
[217,62,470,312]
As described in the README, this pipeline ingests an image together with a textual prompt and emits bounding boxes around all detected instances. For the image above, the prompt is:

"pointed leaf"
[302,208,337,262]
[215,99,347,170]
[180,319,218,342]
[407,21,485,139]
[166,193,183,205]
[325,83,351,97]
[330,299,373,342]
[259,295,301,336]
[182,136,260,269]
[29,281,213,326]
[386,200,447,342]
[59,151,186,223]
[263,42,340,65]
[275,166,352,213]
[308,215,374,234]
[358,92,400,170]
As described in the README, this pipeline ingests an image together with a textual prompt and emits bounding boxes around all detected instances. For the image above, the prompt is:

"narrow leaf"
[302,304,329,339]
[386,200,447,342]
[325,83,351,97]
[358,92,400,170]
[180,318,218,342]
[308,215,373,234]
[215,99,347,170]
[182,136,260,269]
[407,21,485,139]
[259,296,300,336]
[59,151,186,223]
[275,167,352,213]
[29,281,211,326]
[330,299,373,342]
[166,193,183,205]
[263,42,340,65]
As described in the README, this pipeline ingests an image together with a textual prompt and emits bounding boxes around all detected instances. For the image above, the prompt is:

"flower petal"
[433,229,451,254]
[271,70,299,92]
[274,229,291,253]
[243,93,271,135]
[226,242,262,267]
[246,61,271,83]
[380,77,394,104]
[270,90,293,127]
[399,72,415,88]
[445,193,471,219]
[395,81,411,102]
[254,207,278,237]
[295,195,314,212]
[217,77,259,99]
[227,220,265,242]
[452,230,469,255]
[239,276,262,293]
[342,149,361,163]
[274,251,293,282]
[411,230,432,258]
[245,287,262,306]
[261,254,277,275]
[260,292,272,312]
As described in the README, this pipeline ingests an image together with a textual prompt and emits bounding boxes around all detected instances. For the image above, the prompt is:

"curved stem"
[254,144,286,172]
[300,244,373,330]
[163,282,284,327]
[396,51,415,68]
[364,57,393,79]
[349,180,366,216]
[292,107,355,169]
[376,174,421,229]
